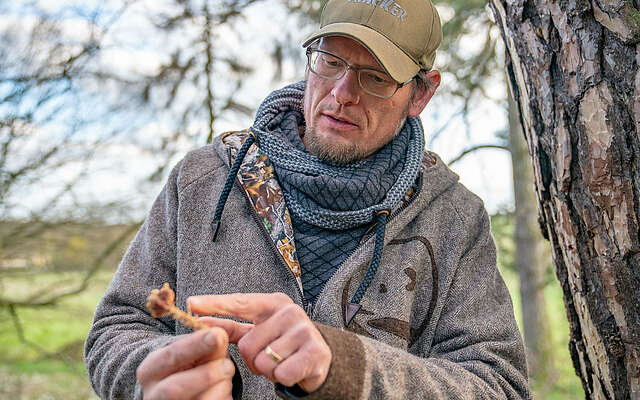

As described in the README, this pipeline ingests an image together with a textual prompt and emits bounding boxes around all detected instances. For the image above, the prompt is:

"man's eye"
[365,71,391,85]
[321,57,341,68]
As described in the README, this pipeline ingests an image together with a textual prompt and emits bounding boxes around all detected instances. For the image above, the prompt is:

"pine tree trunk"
[508,90,554,385]
[489,0,640,398]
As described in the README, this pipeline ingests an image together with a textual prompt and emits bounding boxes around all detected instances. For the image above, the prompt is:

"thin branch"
[447,144,509,166]
[8,304,54,357]
[8,303,80,366]
[204,3,215,144]
[428,108,467,147]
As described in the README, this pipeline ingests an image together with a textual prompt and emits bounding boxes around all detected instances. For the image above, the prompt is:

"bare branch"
[447,144,509,166]
[204,3,216,144]
[428,107,467,147]
[8,304,53,355]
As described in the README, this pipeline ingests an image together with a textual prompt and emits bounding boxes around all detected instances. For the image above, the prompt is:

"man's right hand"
[136,327,235,400]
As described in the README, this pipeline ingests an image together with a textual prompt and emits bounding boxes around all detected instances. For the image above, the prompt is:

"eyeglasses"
[306,48,405,99]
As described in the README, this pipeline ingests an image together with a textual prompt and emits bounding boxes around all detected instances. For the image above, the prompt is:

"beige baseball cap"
[303,0,443,84]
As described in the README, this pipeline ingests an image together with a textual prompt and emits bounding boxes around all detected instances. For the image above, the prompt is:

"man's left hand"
[188,292,332,394]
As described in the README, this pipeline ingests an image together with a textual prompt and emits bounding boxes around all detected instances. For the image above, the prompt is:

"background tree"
[508,89,553,383]
[0,1,147,333]
[489,0,640,397]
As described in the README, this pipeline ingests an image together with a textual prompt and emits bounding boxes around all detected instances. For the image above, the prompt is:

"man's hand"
[136,327,235,400]
[188,293,332,394]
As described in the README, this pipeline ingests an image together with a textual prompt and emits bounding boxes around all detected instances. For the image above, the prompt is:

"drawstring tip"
[345,303,362,327]
[211,220,221,242]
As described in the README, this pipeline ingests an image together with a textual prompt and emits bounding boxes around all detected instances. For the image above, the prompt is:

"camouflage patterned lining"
[222,130,303,294]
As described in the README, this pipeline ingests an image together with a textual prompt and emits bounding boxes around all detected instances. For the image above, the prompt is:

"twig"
[204,2,216,145]
[8,304,65,361]
[428,108,466,147]
[146,283,208,331]
[447,144,509,166]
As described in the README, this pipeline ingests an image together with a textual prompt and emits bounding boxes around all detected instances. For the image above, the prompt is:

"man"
[85,0,531,398]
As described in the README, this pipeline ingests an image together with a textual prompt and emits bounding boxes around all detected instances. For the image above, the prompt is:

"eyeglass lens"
[308,50,398,98]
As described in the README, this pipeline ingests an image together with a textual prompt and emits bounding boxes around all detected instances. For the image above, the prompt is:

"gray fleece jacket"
[84,130,531,399]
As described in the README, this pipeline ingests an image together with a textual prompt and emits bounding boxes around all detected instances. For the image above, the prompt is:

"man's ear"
[407,70,441,117]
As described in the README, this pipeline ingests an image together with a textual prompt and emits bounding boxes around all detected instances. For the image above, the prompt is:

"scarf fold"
[252,81,425,231]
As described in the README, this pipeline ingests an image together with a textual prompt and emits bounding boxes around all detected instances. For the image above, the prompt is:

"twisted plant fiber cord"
[252,81,425,230]
[211,133,256,241]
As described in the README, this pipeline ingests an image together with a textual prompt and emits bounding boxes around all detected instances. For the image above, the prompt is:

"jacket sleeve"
[298,211,531,400]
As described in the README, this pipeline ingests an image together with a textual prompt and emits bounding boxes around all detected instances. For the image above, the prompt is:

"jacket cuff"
[278,323,365,399]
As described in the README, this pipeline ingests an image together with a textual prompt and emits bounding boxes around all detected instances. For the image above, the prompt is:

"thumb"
[203,327,229,360]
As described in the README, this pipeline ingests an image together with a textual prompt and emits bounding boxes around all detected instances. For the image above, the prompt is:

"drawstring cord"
[345,209,389,327]
[211,132,256,242]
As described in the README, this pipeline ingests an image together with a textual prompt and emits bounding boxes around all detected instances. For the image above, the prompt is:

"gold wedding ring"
[264,345,285,363]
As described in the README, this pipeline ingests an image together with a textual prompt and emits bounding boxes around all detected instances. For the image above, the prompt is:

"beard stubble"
[303,110,409,165]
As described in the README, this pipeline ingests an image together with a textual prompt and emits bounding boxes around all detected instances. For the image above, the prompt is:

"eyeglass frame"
[305,47,409,99]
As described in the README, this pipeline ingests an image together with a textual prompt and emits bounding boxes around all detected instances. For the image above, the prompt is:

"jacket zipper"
[389,171,424,220]
[236,178,310,313]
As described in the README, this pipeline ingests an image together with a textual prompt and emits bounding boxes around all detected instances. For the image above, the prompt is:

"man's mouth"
[323,113,357,127]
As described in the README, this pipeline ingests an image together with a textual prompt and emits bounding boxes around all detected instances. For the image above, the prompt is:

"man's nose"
[330,69,361,105]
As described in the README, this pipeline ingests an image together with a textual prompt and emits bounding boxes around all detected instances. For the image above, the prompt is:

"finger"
[250,317,314,382]
[198,316,254,344]
[194,373,234,400]
[148,358,234,400]
[272,350,310,388]
[188,292,293,323]
[236,303,305,373]
[138,328,228,383]
[253,339,300,383]
[274,341,331,393]
[205,327,229,361]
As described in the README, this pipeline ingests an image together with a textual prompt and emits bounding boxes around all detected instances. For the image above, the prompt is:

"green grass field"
[0,270,111,400]
[0,225,585,399]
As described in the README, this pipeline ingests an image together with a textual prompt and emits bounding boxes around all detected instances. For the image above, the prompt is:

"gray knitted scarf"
[252,81,425,230]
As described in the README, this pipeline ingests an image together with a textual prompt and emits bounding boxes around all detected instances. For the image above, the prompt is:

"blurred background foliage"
[0,0,583,398]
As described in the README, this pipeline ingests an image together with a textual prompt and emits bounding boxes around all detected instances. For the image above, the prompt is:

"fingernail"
[187,296,200,307]
[204,330,218,347]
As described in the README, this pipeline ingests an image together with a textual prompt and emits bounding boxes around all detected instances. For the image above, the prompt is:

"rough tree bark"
[508,90,554,384]
[489,0,640,398]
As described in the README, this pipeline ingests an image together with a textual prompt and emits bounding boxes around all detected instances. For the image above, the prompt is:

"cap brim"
[303,23,420,84]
